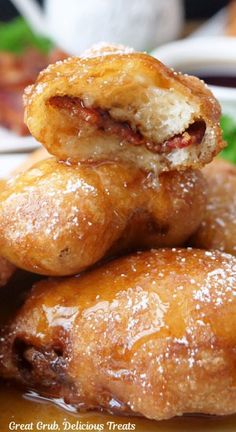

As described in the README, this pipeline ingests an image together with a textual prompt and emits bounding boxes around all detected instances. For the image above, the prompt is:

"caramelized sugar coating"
[1,249,236,420]
[191,158,236,255]
[0,256,15,287]
[0,158,205,276]
[24,44,223,173]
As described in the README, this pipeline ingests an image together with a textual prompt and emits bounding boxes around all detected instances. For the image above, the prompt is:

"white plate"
[0,126,40,154]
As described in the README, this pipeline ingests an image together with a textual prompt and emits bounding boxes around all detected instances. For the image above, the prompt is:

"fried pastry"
[0,183,15,287]
[1,248,236,420]
[24,44,224,173]
[191,158,236,255]
[0,158,205,276]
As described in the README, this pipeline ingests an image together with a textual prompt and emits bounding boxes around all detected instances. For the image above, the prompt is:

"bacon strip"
[49,96,206,154]
[162,121,206,152]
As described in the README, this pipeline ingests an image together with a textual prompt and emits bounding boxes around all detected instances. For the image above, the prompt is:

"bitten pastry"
[1,249,236,420]
[0,158,205,276]
[191,158,236,255]
[24,44,224,173]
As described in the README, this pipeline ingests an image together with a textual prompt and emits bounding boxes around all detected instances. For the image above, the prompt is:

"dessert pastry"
[0,158,205,276]
[0,181,14,285]
[24,44,224,173]
[1,248,236,420]
[191,158,236,255]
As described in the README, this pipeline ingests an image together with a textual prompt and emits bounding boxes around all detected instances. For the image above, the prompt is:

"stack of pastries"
[0,44,236,422]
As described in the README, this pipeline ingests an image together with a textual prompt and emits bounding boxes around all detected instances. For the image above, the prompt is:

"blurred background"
[0,0,235,175]
[0,0,230,22]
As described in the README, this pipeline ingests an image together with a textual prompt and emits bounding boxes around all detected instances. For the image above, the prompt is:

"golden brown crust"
[0,148,48,287]
[0,183,16,287]
[0,158,206,276]
[1,249,236,420]
[190,158,236,255]
[24,45,223,172]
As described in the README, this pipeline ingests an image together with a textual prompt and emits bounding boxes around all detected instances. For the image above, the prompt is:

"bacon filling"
[49,96,206,154]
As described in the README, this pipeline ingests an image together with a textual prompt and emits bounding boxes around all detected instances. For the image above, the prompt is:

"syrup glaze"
[1,252,236,430]
[1,383,236,432]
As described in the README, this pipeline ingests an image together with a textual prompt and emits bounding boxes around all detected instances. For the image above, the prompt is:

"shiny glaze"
[1,249,236,420]
[0,159,206,275]
[1,384,236,432]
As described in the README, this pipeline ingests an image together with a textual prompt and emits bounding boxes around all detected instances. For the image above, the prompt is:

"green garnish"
[220,114,236,165]
[0,17,53,54]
